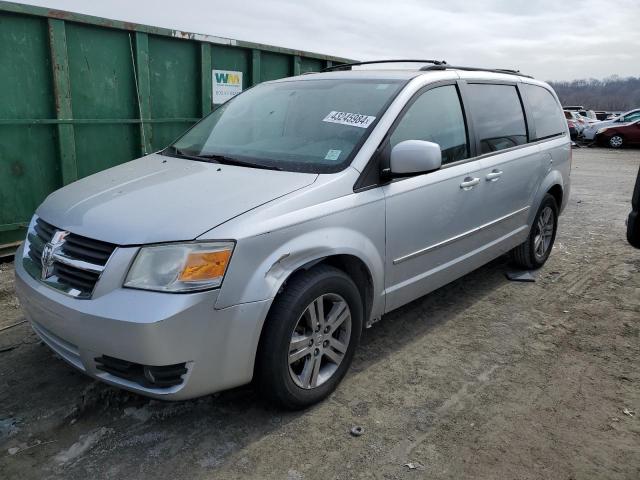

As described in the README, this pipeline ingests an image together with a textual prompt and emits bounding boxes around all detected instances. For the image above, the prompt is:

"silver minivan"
[15,61,571,408]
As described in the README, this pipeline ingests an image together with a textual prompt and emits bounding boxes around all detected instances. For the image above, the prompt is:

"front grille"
[62,233,115,264]
[54,263,100,291]
[25,217,116,298]
[95,355,188,389]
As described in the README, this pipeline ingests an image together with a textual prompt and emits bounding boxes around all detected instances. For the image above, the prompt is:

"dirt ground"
[1,147,639,480]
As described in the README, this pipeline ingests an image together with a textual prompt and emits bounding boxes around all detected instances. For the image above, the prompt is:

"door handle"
[485,170,503,182]
[460,177,480,190]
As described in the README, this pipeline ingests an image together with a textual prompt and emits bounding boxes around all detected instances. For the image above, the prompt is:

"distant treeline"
[547,76,640,111]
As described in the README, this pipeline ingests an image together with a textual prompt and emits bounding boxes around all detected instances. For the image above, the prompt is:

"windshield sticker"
[324,149,342,161]
[323,111,376,129]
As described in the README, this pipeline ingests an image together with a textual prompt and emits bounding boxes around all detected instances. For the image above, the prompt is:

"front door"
[382,83,491,312]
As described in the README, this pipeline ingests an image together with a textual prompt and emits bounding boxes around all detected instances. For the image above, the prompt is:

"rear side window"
[522,84,565,140]
[623,112,640,122]
[390,85,469,164]
[466,84,527,154]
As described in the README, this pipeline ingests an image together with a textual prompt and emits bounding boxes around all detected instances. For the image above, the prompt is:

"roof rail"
[321,59,447,72]
[420,64,533,78]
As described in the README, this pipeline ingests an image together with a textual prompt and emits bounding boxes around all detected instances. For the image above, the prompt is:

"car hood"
[37,154,318,245]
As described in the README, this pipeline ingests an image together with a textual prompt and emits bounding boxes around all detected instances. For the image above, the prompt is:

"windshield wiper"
[163,146,281,171]
[198,153,282,171]
[163,146,206,161]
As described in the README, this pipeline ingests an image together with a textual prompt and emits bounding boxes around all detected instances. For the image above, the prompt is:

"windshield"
[167,78,405,173]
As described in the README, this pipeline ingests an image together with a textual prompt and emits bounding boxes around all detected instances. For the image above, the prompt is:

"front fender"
[216,226,385,316]
[212,182,388,319]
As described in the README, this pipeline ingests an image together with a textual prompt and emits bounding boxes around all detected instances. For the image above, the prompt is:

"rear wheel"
[609,135,624,148]
[255,265,363,409]
[510,194,558,269]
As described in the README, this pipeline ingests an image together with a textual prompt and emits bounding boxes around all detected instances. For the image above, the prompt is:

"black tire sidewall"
[527,194,559,268]
[257,267,363,408]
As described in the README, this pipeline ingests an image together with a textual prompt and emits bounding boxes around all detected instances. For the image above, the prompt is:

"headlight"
[124,242,234,292]
[596,128,608,134]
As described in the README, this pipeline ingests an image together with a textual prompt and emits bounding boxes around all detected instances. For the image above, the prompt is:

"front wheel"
[255,265,363,409]
[510,194,558,269]
[609,135,624,148]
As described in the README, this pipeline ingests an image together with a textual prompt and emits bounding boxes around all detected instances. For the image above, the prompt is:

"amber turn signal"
[178,249,232,282]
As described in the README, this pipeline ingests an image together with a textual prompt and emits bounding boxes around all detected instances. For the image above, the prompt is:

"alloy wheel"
[534,206,555,261]
[288,293,352,389]
[609,135,623,148]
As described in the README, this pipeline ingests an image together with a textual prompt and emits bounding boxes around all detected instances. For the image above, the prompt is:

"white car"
[583,109,640,140]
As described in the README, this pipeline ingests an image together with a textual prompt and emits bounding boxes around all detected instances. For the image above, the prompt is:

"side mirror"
[390,140,442,176]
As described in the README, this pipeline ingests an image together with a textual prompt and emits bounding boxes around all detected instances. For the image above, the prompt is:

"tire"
[628,166,640,248]
[255,265,363,409]
[609,135,624,148]
[510,194,559,270]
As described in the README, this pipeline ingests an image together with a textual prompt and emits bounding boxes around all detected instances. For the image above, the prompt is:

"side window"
[522,84,565,140]
[466,84,528,154]
[390,85,469,164]
[626,112,640,122]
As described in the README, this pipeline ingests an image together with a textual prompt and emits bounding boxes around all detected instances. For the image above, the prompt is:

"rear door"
[627,121,640,144]
[463,82,546,250]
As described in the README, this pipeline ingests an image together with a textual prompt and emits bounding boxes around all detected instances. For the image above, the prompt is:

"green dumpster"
[0,1,352,256]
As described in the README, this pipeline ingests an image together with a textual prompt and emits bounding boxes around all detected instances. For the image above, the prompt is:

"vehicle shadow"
[357,255,512,363]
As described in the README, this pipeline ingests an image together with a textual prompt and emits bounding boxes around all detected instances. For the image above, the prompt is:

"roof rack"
[420,64,532,78]
[321,59,447,72]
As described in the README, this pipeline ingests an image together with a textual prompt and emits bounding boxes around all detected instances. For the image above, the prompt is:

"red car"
[596,119,640,148]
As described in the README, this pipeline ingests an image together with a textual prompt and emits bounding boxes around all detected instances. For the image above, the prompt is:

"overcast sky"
[18,0,640,81]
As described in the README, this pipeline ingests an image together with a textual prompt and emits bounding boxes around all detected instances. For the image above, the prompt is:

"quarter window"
[466,84,528,154]
[522,84,565,140]
[390,85,469,164]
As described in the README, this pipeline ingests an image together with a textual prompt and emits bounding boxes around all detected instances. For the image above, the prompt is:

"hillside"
[548,76,640,111]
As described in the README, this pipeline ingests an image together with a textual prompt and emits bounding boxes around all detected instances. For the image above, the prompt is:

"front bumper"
[14,245,272,400]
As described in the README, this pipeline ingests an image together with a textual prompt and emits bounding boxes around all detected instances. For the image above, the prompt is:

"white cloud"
[16,0,640,80]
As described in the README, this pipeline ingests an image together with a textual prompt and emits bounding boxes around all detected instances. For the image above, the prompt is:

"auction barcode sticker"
[322,111,376,129]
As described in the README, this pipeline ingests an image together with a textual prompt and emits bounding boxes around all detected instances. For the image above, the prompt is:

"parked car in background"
[583,109,640,140]
[563,105,584,111]
[566,117,578,139]
[594,111,609,121]
[628,166,640,248]
[595,119,640,148]
[578,109,597,121]
[565,110,587,136]
[577,113,599,128]
[13,62,572,408]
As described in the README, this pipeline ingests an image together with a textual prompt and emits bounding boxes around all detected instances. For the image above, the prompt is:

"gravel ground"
[1,147,639,480]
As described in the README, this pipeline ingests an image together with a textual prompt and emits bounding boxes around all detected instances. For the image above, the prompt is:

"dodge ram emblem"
[41,230,69,280]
